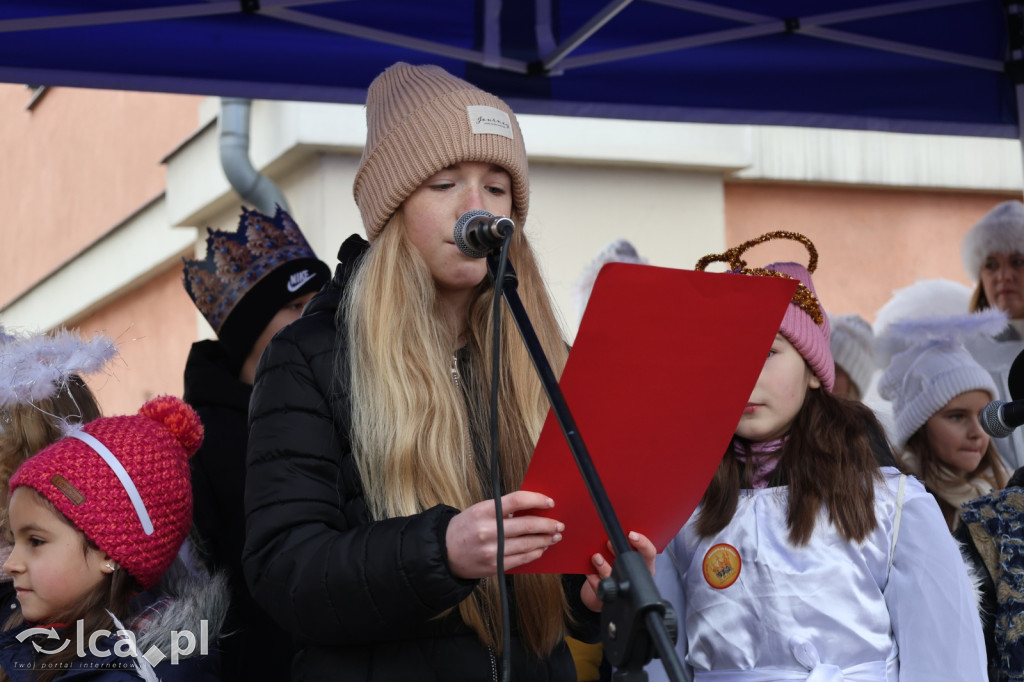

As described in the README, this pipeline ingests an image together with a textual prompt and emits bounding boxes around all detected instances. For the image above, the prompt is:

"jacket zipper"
[450,354,474,465]
[453,355,498,682]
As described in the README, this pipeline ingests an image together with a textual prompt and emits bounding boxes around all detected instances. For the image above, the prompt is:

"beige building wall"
[71,266,197,416]
[1,89,1021,414]
[723,184,1016,322]
[0,85,202,303]
[1,85,203,415]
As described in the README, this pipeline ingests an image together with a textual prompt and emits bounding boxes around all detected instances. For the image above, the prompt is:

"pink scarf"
[737,438,785,489]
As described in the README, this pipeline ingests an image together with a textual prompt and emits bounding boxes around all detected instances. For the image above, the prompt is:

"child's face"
[735,333,820,443]
[400,161,512,298]
[924,389,991,476]
[4,487,111,624]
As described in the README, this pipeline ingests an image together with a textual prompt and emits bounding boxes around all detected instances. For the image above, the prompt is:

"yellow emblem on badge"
[702,543,741,589]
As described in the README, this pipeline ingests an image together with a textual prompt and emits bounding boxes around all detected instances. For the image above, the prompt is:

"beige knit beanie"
[354,62,530,240]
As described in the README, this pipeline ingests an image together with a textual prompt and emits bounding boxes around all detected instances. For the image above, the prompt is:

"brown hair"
[902,429,1008,529]
[968,282,989,313]
[0,376,101,534]
[1,488,139,682]
[697,389,885,545]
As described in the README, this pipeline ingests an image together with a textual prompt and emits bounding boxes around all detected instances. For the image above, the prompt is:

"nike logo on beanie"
[287,269,315,293]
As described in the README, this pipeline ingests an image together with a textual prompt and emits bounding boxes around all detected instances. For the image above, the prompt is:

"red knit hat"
[10,395,202,590]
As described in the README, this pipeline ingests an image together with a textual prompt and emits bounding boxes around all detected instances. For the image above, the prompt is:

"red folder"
[511,263,796,575]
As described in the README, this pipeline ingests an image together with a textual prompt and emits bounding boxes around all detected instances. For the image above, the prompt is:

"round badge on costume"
[702,543,741,589]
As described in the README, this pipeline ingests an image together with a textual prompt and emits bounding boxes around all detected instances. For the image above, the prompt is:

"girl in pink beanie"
[647,232,986,681]
[0,395,224,682]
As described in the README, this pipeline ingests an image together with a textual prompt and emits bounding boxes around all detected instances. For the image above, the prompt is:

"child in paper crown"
[877,311,1010,532]
[182,206,329,682]
[646,232,987,682]
[0,396,225,682]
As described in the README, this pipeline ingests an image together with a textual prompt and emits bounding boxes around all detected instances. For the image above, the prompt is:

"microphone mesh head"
[980,400,1013,439]
[454,209,492,259]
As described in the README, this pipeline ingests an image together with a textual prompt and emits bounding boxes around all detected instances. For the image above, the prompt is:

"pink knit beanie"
[10,395,202,590]
[353,62,530,241]
[694,232,834,392]
[765,262,835,392]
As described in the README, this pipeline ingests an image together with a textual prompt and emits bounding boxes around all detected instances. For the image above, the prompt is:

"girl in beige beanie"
[243,62,653,682]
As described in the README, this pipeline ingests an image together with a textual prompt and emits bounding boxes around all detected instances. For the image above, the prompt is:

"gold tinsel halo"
[694,231,823,325]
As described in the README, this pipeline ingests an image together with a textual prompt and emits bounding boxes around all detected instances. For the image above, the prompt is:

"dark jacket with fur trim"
[956,466,1024,681]
[243,235,598,681]
[0,562,228,680]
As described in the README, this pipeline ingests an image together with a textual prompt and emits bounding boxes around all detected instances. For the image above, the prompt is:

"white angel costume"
[645,469,986,682]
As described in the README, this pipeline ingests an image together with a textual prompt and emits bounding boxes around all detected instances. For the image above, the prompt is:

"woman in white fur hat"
[961,200,1024,470]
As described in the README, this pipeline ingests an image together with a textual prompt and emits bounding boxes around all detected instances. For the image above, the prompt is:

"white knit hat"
[829,313,877,398]
[573,239,648,321]
[876,310,1006,448]
[961,200,1024,280]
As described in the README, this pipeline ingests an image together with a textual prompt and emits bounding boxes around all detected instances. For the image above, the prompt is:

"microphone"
[980,399,1024,438]
[454,210,515,259]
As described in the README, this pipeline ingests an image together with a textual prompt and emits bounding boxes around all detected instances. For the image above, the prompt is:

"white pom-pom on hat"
[573,239,648,321]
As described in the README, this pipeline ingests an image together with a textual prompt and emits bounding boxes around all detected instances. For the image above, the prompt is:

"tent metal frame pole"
[540,0,634,71]
[1017,82,1024,201]
[482,0,503,68]
[562,24,780,69]
[553,0,997,75]
[264,7,529,72]
[0,0,322,33]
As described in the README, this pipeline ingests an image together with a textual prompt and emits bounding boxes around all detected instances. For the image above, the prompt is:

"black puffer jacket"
[183,340,293,682]
[243,235,597,681]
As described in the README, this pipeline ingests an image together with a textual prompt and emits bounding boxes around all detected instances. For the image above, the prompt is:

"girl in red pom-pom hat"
[0,396,225,682]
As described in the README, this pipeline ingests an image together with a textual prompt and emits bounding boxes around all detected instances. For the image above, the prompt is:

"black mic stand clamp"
[485,253,685,682]
[599,552,678,680]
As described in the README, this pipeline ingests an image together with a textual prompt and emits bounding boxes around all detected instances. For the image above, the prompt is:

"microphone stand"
[486,253,686,682]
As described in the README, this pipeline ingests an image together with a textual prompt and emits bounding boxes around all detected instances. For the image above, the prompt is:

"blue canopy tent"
[1,0,1018,142]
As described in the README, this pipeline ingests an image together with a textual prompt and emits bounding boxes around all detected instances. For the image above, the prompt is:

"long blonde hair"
[341,210,571,658]
[0,376,101,535]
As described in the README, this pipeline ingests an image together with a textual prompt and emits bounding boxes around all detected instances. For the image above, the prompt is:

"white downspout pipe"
[219,98,290,215]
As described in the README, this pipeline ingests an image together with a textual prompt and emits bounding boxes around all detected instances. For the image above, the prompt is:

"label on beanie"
[467,105,513,140]
[51,475,86,506]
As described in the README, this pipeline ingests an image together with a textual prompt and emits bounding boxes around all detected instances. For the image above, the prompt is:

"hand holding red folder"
[511,263,796,575]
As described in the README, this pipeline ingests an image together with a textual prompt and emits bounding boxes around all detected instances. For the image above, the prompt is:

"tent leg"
[1018,82,1024,201]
